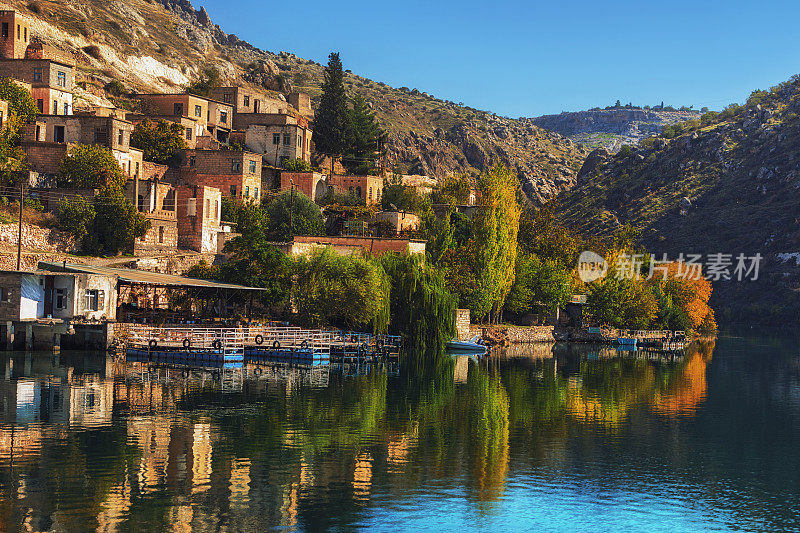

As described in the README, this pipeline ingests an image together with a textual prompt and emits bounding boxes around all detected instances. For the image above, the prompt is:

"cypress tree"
[344,94,383,175]
[314,52,350,156]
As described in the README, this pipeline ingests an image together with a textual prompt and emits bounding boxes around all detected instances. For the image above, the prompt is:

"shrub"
[130,119,187,165]
[283,157,311,172]
[59,145,124,189]
[104,80,127,97]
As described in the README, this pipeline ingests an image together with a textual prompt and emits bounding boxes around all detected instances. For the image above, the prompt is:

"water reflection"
[0,336,798,531]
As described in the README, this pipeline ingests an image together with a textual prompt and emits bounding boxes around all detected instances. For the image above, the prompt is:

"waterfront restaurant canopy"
[38,261,266,320]
[37,261,265,291]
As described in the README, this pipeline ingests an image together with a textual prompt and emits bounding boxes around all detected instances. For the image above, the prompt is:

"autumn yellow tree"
[649,261,714,333]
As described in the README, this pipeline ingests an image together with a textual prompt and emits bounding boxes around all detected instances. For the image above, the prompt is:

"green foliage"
[314,52,350,155]
[431,176,471,205]
[186,67,222,97]
[617,144,635,157]
[263,190,325,240]
[283,157,311,172]
[380,183,430,213]
[58,188,148,255]
[381,253,457,372]
[130,119,187,165]
[343,93,383,175]
[0,77,38,133]
[56,196,95,243]
[103,80,127,97]
[505,254,573,319]
[586,274,658,329]
[471,165,521,321]
[293,248,389,332]
[86,186,149,255]
[59,145,124,189]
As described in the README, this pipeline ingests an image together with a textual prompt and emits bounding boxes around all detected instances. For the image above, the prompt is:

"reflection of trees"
[652,340,714,417]
[466,369,509,501]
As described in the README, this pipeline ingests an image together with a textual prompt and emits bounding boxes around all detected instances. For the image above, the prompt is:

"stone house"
[0,9,30,60]
[374,211,421,234]
[176,149,263,202]
[287,92,314,119]
[209,86,288,115]
[22,113,143,179]
[280,171,328,202]
[126,162,178,254]
[0,56,74,116]
[281,235,426,257]
[0,270,116,322]
[137,93,234,145]
[235,112,312,165]
[175,184,222,253]
[328,175,384,205]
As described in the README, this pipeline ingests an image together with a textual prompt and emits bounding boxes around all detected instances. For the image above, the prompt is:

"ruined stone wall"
[0,222,76,253]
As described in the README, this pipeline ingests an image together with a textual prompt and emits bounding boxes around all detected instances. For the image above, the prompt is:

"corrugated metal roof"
[37,261,266,291]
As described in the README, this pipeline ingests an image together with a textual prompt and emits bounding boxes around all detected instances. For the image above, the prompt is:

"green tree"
[186,67,222,97]
[0,77,38,133]
[505,254,573,320]
[470,164,521,322]
[59,145,124,189]
[55,195,96,244]
[343,94,383,175]
[381,253,457,372]
[283,157,311,172]
[380,183,430,213]
[263,190,325,241]
[586,274,658,329]
[314,52,350,156]
[293,248,389,332]
[432,176,471,205]
[85,186,150,255]
[130,119,187,165]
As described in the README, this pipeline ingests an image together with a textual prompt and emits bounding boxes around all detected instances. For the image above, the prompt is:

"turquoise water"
[0,333,798,531]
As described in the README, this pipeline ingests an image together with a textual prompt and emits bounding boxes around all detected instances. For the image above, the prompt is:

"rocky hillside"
[530,108,701,152]
[9,0,588,206]
[556,76,800,324]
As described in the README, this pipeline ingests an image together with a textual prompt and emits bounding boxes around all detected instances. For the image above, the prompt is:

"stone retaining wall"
[0,222,77,253]
[469,324,618,344]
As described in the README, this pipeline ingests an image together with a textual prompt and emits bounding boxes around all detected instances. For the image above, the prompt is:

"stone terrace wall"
[0,222,77,253]
[469,324,618,344]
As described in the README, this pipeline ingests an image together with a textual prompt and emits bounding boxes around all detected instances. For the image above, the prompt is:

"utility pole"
[16,180,23,271]
[289,179,295,240]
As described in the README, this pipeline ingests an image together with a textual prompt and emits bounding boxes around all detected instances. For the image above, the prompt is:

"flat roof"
[135,92,233,107]
[37,261,266,291]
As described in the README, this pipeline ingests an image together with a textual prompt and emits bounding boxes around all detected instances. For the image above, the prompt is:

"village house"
[175,149,263,202]
[0,8,30,60]
[22,112,143,178]
[137,93,234,145]
[235,112,312,165]
[175,184,222,253]
[280,171,328,202]
[0,269,117,349]
[287,91,314,119]
[328,175,384,206]
[208,86,288,115]
[280,235,425,258]
[374,211,421,234]
[126,162,178,254]
[0,54,74,115]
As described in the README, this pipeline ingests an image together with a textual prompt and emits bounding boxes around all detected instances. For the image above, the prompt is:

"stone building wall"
[455,309,471,340]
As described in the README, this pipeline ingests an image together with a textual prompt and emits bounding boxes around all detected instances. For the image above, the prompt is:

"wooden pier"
[117,324,401,369]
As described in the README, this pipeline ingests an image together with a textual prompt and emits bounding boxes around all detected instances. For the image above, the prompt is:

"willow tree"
[471,164,521,323]
[381,253,457,373]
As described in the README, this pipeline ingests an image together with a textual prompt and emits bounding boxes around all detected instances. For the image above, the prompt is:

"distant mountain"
[10,0,588,206]
[555,79,800,324]
[529,108,701,152]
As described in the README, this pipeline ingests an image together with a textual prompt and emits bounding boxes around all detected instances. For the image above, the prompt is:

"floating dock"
[119,325,401,368]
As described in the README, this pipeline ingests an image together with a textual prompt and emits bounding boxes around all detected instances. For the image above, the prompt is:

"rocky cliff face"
[555,77,800,324]
[530,108,701,152]
[9,0,587,206]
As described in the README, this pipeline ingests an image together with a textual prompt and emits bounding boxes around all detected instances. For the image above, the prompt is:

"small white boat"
[447,335,488,354]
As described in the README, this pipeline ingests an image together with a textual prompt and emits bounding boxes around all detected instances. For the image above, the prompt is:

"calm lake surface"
[0,333,798,532]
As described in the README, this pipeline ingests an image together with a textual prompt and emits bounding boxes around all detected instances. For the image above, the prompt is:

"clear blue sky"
[197,0,800,118]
